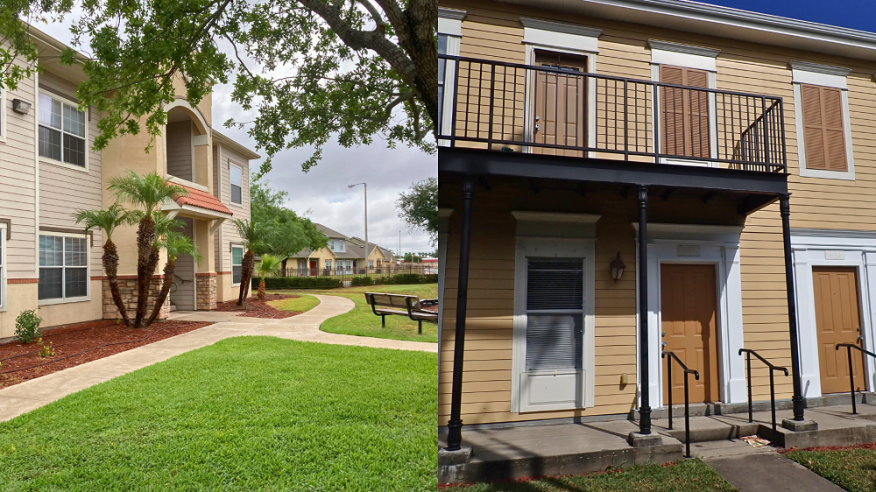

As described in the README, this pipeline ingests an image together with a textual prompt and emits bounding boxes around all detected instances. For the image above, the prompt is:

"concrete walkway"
[0,294,436,422]
[707,453,844,492]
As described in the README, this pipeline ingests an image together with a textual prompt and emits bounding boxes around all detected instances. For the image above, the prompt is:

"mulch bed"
[0,319,212,390]
[214,294,302,319]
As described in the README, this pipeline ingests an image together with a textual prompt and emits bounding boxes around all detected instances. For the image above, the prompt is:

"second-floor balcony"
[438,55,788,175]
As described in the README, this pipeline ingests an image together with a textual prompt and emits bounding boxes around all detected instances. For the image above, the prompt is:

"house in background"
[438,0,876,478]
[0,25,258,336]
[285,224,394,275]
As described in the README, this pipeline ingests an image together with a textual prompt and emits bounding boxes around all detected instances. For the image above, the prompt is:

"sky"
[36,14,437,257]
[694,0,876,32]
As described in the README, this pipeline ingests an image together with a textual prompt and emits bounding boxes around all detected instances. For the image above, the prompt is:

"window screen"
[525,258,584,372]
[39,235,89,301]
[39,93,87,167]
[230,165,242,204]
[232,246,243,284]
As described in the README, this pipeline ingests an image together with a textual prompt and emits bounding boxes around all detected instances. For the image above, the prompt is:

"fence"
[283,264,437,282]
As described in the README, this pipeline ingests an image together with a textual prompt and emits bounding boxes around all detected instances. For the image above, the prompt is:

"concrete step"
[629,393,876,421]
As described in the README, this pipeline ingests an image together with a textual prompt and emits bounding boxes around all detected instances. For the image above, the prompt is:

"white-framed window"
[438,8,464,144]
[38,234,89,303]
[791,62,855,180]
[368,260,374,268]
[328,239,345,253]
[231,245,244,285]
[230,164,243,204]
[325,259,332,270]
[38,92,87,169]
[0,223,6,310]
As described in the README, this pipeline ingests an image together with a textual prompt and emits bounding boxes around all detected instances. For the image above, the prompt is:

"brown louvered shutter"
[801,84,847,171]
[661,65,710,158]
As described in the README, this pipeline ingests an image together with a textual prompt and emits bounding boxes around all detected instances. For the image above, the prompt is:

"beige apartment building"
[286,224,394,275]
[438,0,876,452]
[0,26,258,337]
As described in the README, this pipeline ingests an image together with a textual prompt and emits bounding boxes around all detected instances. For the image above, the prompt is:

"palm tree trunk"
[237,249,255,306]
[134,216,157,328]
[144,259,176,326]
[103,240,132,327]
[258,277,266,300]
[281,258,288,277]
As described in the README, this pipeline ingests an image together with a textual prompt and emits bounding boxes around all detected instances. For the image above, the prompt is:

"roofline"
[499,0,876,60]
[212,129,261,160]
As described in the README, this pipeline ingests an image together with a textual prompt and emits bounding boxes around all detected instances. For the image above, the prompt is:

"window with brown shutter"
[660,65,710,159]
[801,84,847,171]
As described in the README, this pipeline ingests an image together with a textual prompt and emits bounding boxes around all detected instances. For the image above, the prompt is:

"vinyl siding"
[0,47,38,279]
[166,120,193,180]
[217,145,250,274]
[438,0,876,426]
[37,70,103,278]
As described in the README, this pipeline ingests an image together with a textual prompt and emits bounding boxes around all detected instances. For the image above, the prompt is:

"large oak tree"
[1,0,437,174]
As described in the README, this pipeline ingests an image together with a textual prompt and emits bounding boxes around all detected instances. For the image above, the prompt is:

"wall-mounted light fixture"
[12,99,32,115]
[610,252,626,281]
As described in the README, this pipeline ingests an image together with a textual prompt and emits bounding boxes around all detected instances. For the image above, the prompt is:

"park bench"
[364,292,438,334]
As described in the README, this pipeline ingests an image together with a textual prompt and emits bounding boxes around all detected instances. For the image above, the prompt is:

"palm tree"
[255,254,282,300]
[74,204,134,327]
[108,171,187,328]
[232,219,267,307]
[145,231,200,326]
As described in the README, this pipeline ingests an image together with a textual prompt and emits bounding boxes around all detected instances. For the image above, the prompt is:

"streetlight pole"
[348,183,367,270]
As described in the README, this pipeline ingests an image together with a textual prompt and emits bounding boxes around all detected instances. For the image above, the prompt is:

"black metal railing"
[438,55,788,173]
[662,351,700,459]
[835,343,876,415]
[739,348,789,434]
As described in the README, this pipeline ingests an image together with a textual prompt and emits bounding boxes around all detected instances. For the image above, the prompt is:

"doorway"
[532,51,587,157]
[813,267,866,394]
[661,263,720,404]
[309,260,318,277]
[169,217,196,311]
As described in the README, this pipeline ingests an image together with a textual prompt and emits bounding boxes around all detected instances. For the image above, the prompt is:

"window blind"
[525,258,584,371]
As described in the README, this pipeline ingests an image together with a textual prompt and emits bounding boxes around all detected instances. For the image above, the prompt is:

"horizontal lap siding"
[0,49,37,278]
[440,0,876,425]
[218,146,250,273]
[38,71,104,277]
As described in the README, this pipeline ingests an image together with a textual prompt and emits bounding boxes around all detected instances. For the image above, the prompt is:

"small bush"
[257,276,343,290]
[15,310,42,344]
[38,338,55,358]
[351,276,375,287]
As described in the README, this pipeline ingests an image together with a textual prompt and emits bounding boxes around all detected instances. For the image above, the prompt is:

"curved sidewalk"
[0,294,437,422]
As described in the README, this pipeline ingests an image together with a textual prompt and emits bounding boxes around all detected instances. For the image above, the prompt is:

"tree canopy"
[396,176,437,245]
[1,0,437,175]
[251,180,326,262]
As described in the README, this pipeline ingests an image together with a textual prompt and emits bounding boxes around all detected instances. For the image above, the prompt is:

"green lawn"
[278,284,439,343]
[0,337,438,491]
[458,460,735,492]
[785,446,876,492]
[268,294,320,313]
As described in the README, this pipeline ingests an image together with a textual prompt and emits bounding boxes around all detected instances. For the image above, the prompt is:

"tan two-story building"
[438,0,876,465]
[0,26,258,336]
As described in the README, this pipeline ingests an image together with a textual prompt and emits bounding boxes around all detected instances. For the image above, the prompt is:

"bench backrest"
[365,293,419,310]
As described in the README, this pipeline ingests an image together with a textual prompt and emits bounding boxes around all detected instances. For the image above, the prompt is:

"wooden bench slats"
[365,292,439,334]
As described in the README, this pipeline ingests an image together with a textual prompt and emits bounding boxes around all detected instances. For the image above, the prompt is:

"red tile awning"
[173,185,233,216]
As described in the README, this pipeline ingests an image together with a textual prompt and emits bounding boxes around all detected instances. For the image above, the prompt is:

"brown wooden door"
[309,260,318,277]
[661,264,720,404]
[813,267,865,394]
[660,65,710,159]
[533,52,587,157]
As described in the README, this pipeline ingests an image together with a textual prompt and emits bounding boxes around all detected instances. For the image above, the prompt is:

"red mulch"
[781,442,876,454]
[0,319,212,389]
[214,294,302,319]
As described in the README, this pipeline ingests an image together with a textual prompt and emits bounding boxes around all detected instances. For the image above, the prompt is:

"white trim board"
[522,17,602,53]
[635,224,746,407]
[791,233,876,397]
[650,39,719,72]
[438,8,465,36]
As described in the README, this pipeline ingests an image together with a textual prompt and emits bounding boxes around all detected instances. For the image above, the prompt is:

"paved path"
[706,450,844,492]
[0,294,436,423]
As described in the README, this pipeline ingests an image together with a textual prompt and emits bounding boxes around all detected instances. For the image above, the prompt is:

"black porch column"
[637,185,652,435]
[780,194,806,422]
[446,178,475,451]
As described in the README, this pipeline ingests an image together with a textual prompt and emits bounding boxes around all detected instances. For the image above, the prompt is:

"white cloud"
[35,16,437,255]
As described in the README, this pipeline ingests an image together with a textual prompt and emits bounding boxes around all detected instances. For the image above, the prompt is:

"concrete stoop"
[439,401,876,485]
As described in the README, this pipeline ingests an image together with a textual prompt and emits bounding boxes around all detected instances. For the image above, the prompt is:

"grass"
[0,337,438,491]
[268,294,320,313]
[785,445,876,492]
[277,284,439,343]
[456,460,735,492]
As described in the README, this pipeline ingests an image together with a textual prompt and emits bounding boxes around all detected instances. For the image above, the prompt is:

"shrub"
[15,310,42,344]
[351,276,375,287]
[38,338,55,358]
[380,273,439,285]
[256,276,343,290]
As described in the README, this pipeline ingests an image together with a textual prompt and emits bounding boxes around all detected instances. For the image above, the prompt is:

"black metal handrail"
[438,54,788,173]
[738,348,788,434]
[835,343,876,414]
[662,351,700,459]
